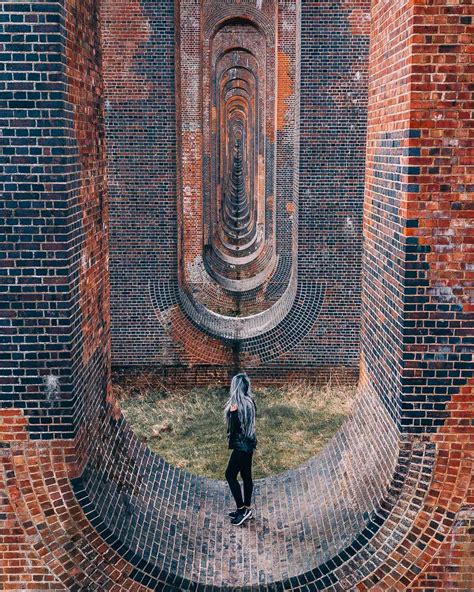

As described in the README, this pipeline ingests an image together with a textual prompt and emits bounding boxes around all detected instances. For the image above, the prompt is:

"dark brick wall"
[296,0,370,367]
[100,0,178,365]
[0,0,75,436]
[0,0,108,439]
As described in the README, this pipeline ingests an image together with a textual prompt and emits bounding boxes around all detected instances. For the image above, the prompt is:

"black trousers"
[225,449,254,508]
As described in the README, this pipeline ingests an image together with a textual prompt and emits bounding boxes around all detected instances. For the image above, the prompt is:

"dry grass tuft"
[113,374,357,479]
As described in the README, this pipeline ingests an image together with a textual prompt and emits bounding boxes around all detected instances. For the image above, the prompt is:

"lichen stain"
[276,50,293,132]
[44,375,61,401]
[100,0,152,102]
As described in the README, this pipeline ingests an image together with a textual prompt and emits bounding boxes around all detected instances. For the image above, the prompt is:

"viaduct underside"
[0,0,472,590]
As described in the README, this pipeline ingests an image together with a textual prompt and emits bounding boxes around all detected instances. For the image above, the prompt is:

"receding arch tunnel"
[179,3,293,325]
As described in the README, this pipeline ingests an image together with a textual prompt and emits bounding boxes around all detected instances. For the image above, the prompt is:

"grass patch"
[113,375,356,480]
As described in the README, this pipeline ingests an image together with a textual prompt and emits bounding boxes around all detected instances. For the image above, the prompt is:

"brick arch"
[1,0,472,590]
[3,380,471,590]
[204,7,275,41]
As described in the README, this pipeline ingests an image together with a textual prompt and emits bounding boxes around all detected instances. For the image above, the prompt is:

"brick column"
[363,0,473,434]
[1,1,110,588]
[0,0,109,441]
[361,3,473,585]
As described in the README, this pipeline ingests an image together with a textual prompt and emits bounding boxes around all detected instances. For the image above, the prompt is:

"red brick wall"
[363,0,473,431]
[400,0,473,430]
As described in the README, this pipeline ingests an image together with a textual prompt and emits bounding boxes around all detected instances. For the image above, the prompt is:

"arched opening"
[70,1,404,588]
[3,0,470,590]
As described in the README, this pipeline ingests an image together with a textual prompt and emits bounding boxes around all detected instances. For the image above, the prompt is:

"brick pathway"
[72,388,401,589]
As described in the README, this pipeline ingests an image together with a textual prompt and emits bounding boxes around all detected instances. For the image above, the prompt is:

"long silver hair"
[224,373,256,439]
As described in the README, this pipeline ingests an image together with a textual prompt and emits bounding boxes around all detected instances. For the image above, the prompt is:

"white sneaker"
[231,507,252,525]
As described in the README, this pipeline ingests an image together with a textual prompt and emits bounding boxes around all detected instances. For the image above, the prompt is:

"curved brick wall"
[69,384,398,589]
[1,0,473,590]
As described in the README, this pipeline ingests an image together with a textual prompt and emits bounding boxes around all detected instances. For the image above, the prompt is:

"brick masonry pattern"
[101,0,370,374]
[0,0,473,590]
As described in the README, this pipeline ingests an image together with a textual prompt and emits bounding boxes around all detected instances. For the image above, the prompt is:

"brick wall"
[1,0,76,438]
[399,0,473,434]
[100,0,178,364]
[1,0,109,588]
[359,0,474,587]
[298,0,371,368]
[0,0,472,589]
[0,0,108,439]
[363,0,473,434]
[362,0,417,425]
[101,0,371,374]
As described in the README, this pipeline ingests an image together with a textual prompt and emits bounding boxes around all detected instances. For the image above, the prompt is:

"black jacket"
[227,404,257,453]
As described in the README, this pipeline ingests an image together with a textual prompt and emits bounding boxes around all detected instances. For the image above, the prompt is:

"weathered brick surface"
[102,0,371,373]
[363,0,473,432]
[0,0,77,438]
[100,0,179,365]
[1,0,473,590]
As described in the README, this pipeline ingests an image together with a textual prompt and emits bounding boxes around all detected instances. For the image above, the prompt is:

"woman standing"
[224,373,257,526]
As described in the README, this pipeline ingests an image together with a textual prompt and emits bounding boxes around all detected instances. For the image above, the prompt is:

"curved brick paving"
[71,386,398,589]
[2,381,472,590]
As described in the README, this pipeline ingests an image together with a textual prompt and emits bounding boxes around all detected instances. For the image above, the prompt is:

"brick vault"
[1,1,473,591]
